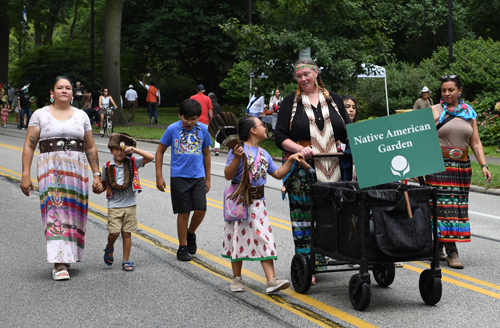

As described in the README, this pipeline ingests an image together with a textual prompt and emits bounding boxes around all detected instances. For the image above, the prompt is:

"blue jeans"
[147,102,157,120]
[20,108,32,129]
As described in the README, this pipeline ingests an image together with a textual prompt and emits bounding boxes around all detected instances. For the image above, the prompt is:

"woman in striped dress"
[426,75,491,269]
[21,76,102,280]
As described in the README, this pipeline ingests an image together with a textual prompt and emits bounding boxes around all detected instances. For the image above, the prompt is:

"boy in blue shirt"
[155,99,212,261]
[97,133,154,271]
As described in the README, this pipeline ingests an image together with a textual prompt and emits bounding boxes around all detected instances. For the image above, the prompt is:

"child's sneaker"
[231,276,245,292]
[177,246,191,261]
[266,276,290,293]
[186,232,197,255]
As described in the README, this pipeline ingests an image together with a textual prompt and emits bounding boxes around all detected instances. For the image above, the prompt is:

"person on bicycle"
[99,88,118,136]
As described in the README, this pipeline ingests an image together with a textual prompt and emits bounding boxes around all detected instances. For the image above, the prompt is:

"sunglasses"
[441,75,457,80]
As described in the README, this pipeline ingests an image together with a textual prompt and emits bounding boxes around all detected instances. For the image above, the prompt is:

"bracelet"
[93,172,101,177]
[481,164,489,170]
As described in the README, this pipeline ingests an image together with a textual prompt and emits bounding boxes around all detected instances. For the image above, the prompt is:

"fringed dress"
[29,106,92,263]
[275,90,350,266]
[425,104,473,242]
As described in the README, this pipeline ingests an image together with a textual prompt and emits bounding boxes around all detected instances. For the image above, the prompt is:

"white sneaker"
[231,276,245,292]
[266,276,290,293]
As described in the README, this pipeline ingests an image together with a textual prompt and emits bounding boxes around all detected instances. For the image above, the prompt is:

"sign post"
[347,108,444,189]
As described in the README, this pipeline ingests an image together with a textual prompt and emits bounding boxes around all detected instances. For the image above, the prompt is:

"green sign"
[346,107,444,189]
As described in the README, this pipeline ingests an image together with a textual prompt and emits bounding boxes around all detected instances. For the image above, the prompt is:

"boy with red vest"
[95,133,154,271]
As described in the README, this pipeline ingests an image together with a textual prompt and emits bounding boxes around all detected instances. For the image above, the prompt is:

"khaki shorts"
[107,206,137,233]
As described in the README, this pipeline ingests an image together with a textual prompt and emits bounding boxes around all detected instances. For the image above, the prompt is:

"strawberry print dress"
[222,145,279,262]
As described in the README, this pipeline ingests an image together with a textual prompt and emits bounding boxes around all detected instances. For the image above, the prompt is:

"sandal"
[52,264,70,281]
[122,261,134,272]
[103,245,114,266]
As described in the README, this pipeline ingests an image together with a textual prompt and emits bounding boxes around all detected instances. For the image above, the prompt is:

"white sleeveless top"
[101,96,110,107]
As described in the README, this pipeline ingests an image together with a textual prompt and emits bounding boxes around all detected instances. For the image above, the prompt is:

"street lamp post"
[448,0,453,67]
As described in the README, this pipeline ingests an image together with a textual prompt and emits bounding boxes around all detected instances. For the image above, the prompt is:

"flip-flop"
[103,245,114,266]
[122,261,134,272]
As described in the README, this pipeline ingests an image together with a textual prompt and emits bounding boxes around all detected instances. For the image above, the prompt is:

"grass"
[470,162,500,189]
[12,106,499,188]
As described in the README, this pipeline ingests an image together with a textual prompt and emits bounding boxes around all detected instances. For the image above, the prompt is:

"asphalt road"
[2,125,500,328]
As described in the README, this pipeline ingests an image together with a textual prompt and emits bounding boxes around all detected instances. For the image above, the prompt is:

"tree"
[220,0,393,92]
[121,0,248,99]
[102,0,125,126]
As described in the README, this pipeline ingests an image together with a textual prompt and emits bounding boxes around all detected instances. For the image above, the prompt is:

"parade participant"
[20,76,102,280]
[413,86,433,110]
[155,99,212,261]
[223,115,303,293]
[98,88,117,136]
[269,89,283,114]
[96,133,154,271]
[208,92,221,155]
[426,75,491,269]
[274,58,350,284]
[342,94,358,123]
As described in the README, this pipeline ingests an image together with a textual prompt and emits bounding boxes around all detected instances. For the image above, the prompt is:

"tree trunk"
[43,0,63,45]
[69,0,80,40]
[34,20,42,47]
[0,16,9,84]
[102,0,125,126]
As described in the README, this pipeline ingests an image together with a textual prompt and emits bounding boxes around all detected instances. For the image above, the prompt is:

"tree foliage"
[221,0,393,92]
[121,0,248,100]
[9,40,101,106]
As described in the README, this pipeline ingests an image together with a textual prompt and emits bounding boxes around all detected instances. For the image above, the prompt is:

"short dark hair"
[178,99,201,118]
[150,81,156,86]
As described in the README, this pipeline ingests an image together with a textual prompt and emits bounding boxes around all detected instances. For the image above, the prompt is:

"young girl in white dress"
[223,115,303,293]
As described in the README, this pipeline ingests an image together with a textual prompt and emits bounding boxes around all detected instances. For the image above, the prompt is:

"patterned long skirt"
[222,200,277,262]
[283,151,326,268]
[37,150,89,263]
[425,158,472,243]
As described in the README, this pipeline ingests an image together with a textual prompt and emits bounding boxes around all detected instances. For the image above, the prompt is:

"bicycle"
[101,106,115,137]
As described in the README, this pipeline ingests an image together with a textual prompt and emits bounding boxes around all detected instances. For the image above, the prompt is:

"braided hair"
[228,115,259,206]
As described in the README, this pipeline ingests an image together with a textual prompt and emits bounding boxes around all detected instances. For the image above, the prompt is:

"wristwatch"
[481,164,489,170]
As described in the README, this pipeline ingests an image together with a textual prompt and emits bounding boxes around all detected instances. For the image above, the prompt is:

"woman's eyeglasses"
[254,122,267,129]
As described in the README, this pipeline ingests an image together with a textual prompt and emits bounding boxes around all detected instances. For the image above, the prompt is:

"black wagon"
[290,158,442,311]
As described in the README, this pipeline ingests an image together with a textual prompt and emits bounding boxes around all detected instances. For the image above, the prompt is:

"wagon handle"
[397,183,413,219]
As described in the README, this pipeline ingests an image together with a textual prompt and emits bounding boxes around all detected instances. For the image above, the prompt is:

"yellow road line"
[3,160,500,308]
[411,261,500,291]
[87,209,369,328]
[404,263,500,300]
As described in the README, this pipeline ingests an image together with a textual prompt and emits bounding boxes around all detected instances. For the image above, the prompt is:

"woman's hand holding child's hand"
[289,153,305,163]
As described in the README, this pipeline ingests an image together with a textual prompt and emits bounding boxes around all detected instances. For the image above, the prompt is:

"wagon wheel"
[419,269,442,305]
[372,262,396,288]
[290,253,312,294]
[349,274,371,311]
